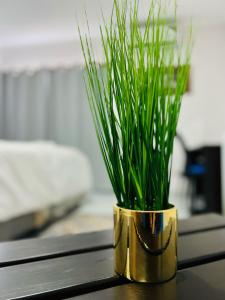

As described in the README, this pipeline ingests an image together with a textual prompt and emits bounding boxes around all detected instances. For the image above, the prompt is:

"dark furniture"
[185,146,222,214]
[1,213,225,299]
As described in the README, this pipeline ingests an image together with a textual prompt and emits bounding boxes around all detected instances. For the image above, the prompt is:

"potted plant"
[80,0,191,283]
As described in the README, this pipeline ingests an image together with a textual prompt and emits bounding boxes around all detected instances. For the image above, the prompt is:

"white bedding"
[0,141,92,221]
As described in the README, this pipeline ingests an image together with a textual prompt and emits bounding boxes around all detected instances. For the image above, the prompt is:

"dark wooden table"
[1,213,225,299]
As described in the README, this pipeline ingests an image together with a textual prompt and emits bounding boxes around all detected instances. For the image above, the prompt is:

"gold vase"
[114,204,177,283]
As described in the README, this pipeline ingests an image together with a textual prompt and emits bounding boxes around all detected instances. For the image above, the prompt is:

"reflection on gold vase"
[114,204,177,283]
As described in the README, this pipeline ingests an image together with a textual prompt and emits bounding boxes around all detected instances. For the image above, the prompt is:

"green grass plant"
[80,0,191,210]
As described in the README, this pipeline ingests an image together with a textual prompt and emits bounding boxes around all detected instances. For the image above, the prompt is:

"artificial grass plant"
[80,0,191,211]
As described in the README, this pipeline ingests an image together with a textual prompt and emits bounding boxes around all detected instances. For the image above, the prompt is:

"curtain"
[0,67,110,190]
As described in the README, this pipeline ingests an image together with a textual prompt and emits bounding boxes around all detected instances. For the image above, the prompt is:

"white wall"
[0,39,104,71]
[178,24,225,148]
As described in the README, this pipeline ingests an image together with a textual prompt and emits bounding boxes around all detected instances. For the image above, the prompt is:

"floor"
[41,191,190,238]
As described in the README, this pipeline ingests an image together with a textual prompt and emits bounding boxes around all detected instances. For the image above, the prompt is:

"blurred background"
[0,0,225,240]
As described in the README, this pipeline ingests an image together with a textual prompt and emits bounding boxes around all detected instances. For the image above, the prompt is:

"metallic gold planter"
[114,204,177,283]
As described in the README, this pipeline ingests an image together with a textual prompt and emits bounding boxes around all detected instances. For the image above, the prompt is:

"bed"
[0,140,92,240]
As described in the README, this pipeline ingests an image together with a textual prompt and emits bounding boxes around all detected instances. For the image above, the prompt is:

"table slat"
[178,213,225,235]
[0,214,225,267]
[0,230,113,267]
